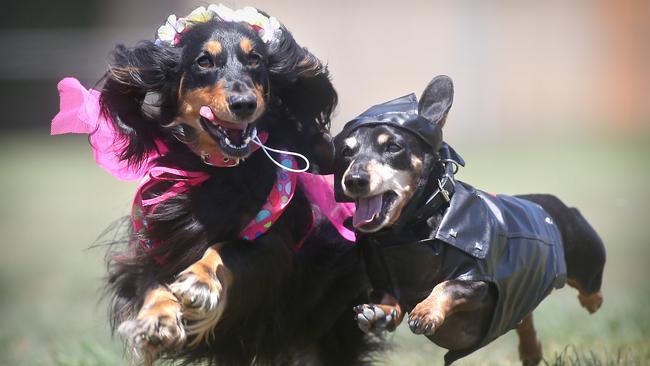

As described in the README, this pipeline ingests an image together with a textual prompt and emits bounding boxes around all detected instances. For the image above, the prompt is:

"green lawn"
[1,131,648,365]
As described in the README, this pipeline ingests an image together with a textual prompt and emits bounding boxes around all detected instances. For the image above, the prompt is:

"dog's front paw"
[353,304,400,333]
[169,248,230,344]
[118,289,185,361]
[408,299,445,336]
[170,268,223,319]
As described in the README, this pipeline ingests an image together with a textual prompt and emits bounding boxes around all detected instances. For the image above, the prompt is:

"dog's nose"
[344,173,370,195]
[228,94,257,118]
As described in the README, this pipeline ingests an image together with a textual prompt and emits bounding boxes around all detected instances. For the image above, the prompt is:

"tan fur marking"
[254,83,267,113]
[177,81,229,153]
[376,133,390,144]
[296,55,323,77]
[408,282,455,333]
[388,188,413,225]
[240,37,253,54]
[365,159,383,193]
[411,155,423,170]
[205,41,222,55]
[409,280,491,337]
[108,65,141,85]
[178,81,229,121]
[140,287,180,316]
[177,73,186,103]
[567,278,603,313]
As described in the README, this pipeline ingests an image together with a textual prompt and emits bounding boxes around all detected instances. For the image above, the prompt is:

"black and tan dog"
[333,75,606,365]
[95,7,376,365]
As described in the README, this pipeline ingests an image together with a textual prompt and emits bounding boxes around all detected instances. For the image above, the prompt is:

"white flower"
[185,6,214,23]
[235,6,265,25]
[176,17,188,32]
[260,16,282,43]
[156,14,179,45]
[209,4,236,22]
[230,6,282,43]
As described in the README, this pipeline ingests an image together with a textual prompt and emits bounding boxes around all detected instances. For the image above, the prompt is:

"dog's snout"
[228,94,257,118]
[344,172,370,195]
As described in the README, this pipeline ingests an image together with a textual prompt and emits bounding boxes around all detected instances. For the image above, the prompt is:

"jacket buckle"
[438,179,450,202]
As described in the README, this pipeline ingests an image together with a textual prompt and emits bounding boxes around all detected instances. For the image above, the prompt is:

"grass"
[0,130,649,365]
[543,344,646,366]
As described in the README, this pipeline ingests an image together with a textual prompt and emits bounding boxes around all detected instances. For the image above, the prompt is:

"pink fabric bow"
[298,174,356,241]
[51,77,160,180]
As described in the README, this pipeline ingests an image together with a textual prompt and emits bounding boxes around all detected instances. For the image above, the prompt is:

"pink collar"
[190,131,268,167]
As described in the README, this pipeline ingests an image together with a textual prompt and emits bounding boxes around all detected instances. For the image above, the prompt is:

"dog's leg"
[117,285,186,364]
[516,313,543,366]
[169,243,232,345]
[408,280,489,336]
[354,293,404,333]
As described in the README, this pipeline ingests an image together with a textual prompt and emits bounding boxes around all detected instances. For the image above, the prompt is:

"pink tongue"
[353,195,383,228]
[199,106,215,122]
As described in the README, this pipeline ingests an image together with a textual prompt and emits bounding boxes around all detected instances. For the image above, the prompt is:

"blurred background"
[0,0,648,365]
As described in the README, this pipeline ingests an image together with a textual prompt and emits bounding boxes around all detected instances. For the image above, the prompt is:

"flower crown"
[155,4,282,47]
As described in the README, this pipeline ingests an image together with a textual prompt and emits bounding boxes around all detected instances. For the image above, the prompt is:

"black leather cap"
[339,93,443,152]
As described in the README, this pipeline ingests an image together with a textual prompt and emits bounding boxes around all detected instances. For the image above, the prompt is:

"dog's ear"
[418,75,454,127]
[267,27,338,174]
[332,133,354,202]
[100,42,180,167]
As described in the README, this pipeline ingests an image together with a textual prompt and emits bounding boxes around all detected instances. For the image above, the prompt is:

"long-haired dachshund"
[54,5,377,365]
[332,76,606,365]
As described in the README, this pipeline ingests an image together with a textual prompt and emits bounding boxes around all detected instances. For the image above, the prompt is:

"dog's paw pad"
[353,304,397,333]
[118,311,185,359]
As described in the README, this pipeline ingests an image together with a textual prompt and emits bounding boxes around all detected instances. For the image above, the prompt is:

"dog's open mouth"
[353,191,398,232]
[199,106,257,158]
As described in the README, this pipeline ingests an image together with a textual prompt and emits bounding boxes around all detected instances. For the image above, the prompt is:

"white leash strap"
[251,135,310,173]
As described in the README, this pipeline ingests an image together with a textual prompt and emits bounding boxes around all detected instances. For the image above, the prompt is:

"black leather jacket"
[359,181,567,363]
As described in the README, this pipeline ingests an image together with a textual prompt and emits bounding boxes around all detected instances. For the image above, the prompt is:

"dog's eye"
[386,142,403,153]
[340,146,354,157]
[248,53,262,67]
[196,55,214,68]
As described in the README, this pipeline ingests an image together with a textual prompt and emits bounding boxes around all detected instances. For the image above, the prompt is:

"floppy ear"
[418,75,454,127]
[100,41,180,167]
[332,132,354,202]
[267,27,338,174]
